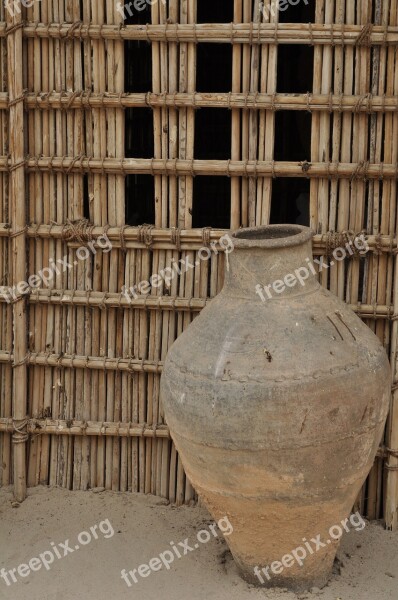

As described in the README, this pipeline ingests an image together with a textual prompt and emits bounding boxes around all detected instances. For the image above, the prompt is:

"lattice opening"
[270,178,310,225]
[126,175,155,225]
[195,109,231,160]
[192,177,231,228]
[126,108,154,159]
[197,1,234,23]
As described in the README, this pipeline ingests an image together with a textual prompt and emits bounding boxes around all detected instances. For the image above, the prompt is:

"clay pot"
[160,225,390,591]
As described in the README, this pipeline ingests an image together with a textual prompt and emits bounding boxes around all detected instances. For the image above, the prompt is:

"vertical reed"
[7,0,27,502]
[0,0,11,488]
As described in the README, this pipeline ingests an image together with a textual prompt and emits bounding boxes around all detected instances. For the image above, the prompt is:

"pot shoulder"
[165,286,388,385]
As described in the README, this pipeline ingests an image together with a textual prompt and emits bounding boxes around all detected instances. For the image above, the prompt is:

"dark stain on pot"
[263,349,272,363]
[300,410,309,433]
[328,408,340,422]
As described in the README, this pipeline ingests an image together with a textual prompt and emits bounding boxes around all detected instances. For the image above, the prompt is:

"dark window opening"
[126,108,154,158]
[278,0,315,23]
[192,177,231,229]
[274,111,311,162]
[274,23,313,223]
[125,3,155,225]
[126,175,155,226]
[276,0,315,93]
[125,4,152,93]
[194,1,233,229]
[277,44,314,93]
[83,174,90,220]
[197,44,232,93]
[195,109,231,160]
[270,178,310,226]
[197,0,234,23]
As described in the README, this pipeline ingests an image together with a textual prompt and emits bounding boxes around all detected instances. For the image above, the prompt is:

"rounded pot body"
[160,225,390,591]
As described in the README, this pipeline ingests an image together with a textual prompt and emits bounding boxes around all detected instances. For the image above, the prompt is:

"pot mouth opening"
[231,225,314,249]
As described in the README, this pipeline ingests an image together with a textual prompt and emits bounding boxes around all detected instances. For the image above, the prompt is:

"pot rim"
[231,224,314,249]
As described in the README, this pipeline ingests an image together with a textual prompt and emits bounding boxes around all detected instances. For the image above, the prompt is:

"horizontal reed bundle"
[28,290,208,311]
[0,22,396,45]
[20,290,398,319]
[0,351,163,373]
[2,156,398,180]
[0,225,395,254]
[0,418,170,439]
[0,291,395,321]
[1,91,398,113]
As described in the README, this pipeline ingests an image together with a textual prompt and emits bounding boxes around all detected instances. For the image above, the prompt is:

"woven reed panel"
[0,0,397,526]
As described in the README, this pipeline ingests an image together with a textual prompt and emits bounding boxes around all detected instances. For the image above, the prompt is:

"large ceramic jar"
[160,225,390,591]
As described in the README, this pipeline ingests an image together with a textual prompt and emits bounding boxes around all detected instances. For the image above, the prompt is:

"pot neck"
[223,225,319,301]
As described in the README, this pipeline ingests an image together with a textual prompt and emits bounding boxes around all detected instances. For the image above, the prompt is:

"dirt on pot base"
[0,486,397,600]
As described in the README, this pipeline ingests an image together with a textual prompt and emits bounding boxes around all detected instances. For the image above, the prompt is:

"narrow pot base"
[233,553,333,592]
[195,485,349,593]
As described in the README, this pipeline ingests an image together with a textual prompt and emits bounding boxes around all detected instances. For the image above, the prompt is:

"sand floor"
[0,486,397,600]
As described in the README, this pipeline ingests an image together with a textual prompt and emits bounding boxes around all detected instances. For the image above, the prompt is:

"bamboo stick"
[336,0,354,302]
[240,0,251,228]
[91,0,107,491]
[328,0,345,296]
[26,0,43,489]
[178,0,196,228]
[138,248,150,493]
[231,0,242,230]
[386,251,398,529]
[365,0,385,520]
[72,0,88,492]
[168,0,178,229]
[258,0,278,225]
[64,0,77,492]
[151,0,166,493]
[165,248,180,502]
[248,2,260,227]
[7,0,27,502]
[0,0,11,488]
[38,0,52,488]
[150,249,162,495]
[114,0,126,494]
[152,0,163,228]
[318,0,334,238]
[159,0,178,499]
[384,0,398,530]
[82,0,95,492]
[310,0,325,231]
[154,3,169,488]
[48,0,60,488]
[56,0,68,491]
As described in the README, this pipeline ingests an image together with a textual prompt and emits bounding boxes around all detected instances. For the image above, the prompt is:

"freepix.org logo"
[258,0,310,18]
[116,0,166,20]
[4,0,39,17]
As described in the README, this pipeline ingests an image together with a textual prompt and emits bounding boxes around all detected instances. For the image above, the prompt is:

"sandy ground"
[0,486,397,600]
